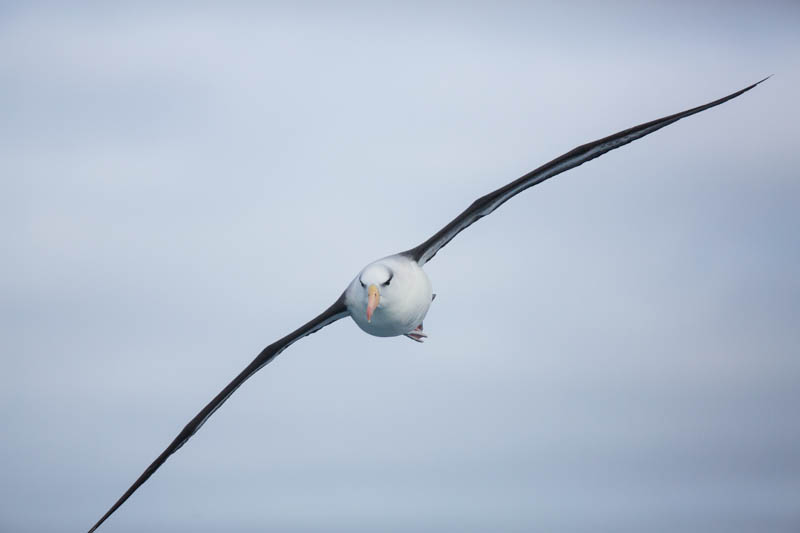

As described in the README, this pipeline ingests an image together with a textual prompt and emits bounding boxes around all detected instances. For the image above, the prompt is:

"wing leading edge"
[88,297,349,532]
[404,78,769,266]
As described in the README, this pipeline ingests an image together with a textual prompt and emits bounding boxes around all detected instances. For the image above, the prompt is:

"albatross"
[88,78,767,531]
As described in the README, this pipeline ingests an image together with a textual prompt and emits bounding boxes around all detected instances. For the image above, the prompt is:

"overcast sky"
[2,2,799,532]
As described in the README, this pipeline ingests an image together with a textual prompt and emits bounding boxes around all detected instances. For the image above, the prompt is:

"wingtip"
[754,75,772,86]
[728,76,771,100]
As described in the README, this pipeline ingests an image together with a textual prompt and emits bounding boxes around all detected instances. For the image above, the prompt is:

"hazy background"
[2,2,799,532]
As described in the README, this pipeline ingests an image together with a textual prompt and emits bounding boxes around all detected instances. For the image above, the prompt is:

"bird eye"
[360,280,366,288]
[383,273,393,286]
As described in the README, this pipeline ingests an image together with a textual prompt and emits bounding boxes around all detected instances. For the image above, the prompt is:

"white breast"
[344,254,433,337]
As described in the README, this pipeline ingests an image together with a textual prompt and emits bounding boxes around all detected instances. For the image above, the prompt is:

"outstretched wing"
[403,78,769,266]
[88,296,349,532]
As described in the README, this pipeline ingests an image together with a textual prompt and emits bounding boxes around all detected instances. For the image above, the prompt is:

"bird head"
[357,263,394,322]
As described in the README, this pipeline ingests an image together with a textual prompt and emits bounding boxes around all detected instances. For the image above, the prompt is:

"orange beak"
[366,284,380,322]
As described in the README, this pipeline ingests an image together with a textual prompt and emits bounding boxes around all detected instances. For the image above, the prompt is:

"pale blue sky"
[2,2,799,532]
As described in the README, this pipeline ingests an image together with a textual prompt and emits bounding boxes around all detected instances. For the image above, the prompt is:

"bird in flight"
[89,78,767,531]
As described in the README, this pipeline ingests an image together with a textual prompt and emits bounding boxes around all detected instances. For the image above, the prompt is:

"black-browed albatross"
[88,78,767,531]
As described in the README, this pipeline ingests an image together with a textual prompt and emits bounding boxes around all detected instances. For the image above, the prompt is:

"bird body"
[345,254,434,339]
[88,78,768,532]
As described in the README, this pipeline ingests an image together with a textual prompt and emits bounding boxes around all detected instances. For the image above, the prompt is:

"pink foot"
[404,324,427,343]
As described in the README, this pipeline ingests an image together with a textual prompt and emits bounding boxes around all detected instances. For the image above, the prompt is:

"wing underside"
[88,297,349,532]
[403,78,768,266]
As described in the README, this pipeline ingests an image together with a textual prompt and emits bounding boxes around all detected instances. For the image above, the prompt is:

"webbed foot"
[404,323,427,343]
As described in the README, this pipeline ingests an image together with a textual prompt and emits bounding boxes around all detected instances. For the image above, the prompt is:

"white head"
[355,262,394,323]
[344,255,433,338]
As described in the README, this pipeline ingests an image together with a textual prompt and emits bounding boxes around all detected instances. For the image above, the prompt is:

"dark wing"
[88,296,349,532]
[403,78,769,266]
